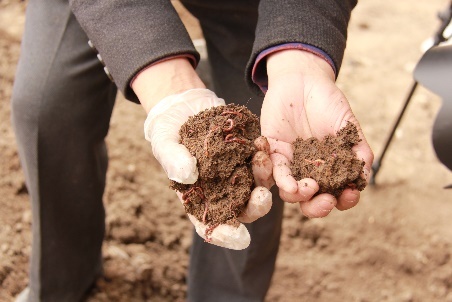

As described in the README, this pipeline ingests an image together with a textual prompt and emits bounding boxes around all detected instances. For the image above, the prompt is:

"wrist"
[132,57,205,113]
[267,50,335,83]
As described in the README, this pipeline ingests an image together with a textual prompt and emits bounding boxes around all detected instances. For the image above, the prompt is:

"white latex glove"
[177,185,272,250]
[144,89,273,250]
[144,88,225,184]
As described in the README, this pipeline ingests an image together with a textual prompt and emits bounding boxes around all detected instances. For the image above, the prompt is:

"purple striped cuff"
[252,43,336,93]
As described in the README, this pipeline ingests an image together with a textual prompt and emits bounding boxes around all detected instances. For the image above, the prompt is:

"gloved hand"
[144,88,225,184]
[144,88,273,250]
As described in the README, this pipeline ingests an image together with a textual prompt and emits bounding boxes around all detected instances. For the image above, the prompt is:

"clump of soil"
[291,122,367,197]
[170,104,260,240]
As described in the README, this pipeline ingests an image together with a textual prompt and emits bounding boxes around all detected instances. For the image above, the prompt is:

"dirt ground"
[1,0,452,301]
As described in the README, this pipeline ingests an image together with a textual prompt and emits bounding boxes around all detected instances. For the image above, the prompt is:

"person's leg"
[11,1,117,301]
[181,1,285,301]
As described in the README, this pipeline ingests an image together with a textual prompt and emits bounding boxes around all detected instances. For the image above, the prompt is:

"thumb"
[154,142,198,184]
[145,113,198,184]
[144,89,225,184]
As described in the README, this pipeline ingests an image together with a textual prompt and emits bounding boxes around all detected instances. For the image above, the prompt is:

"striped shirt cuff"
[251,43,336,93]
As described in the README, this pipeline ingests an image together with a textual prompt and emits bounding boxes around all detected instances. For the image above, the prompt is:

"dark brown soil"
[291,122,367,197]
[170,104,260,238]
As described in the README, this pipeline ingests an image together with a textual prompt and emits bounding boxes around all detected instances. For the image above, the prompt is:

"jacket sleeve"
[69,0,200,103]
[245,0,357,95]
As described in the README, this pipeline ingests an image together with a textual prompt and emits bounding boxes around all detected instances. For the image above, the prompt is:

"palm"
[262,74,357,145]
[261,71,372,217]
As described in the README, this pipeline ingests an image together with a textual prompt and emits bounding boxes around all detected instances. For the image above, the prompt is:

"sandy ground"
[1,0,452,301]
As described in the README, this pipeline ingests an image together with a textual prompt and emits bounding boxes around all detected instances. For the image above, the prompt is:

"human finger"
[343,119,373,184]
[354,142,374,184]
[336,188,360,211]
[252,151,274,189]
[278,178,318,203]
[270,153,298,194]
[267,137,293,160]
[299,193,337,218]
[153,141,198,184]
[187,214,251,250]
[238,186,272,223]
[297,178,319,201]
[254,136,271,154]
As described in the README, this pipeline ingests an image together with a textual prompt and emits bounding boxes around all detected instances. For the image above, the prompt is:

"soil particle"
[170,104,260,235]
[291,122,367,197]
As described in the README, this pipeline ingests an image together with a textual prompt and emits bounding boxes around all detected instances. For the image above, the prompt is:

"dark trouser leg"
[11,1,117,301]
[181,1,284,301]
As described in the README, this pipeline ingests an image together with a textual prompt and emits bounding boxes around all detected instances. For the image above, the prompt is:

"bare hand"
[261,50,374,217]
